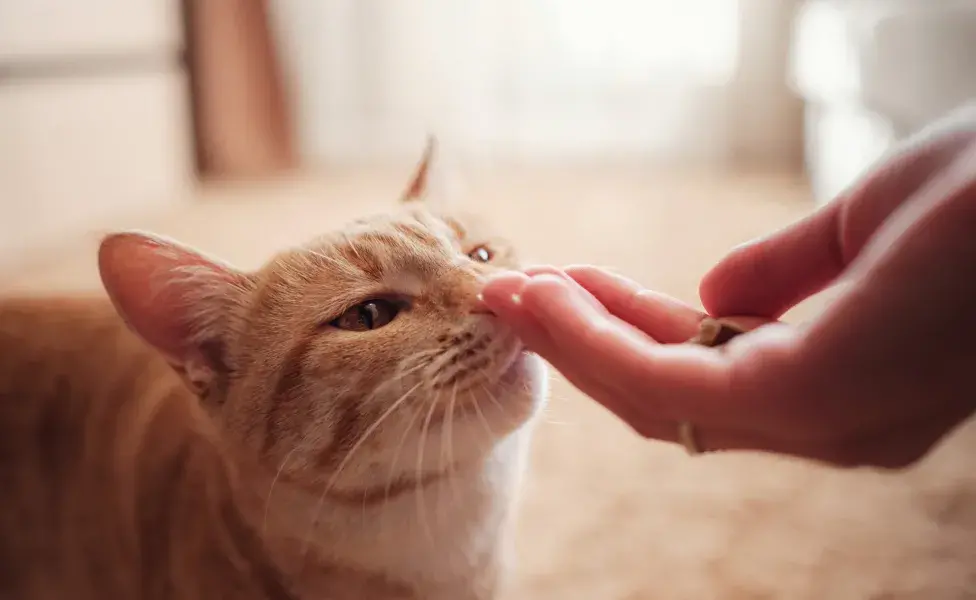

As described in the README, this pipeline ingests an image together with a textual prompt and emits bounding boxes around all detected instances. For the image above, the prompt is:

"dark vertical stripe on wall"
[180,0,205,177]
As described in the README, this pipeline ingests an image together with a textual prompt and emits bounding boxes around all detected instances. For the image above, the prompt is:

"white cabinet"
[0,1,193,271]
[791,0,976,204]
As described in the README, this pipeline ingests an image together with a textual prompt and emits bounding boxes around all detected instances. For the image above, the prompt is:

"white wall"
[0,0,193,270]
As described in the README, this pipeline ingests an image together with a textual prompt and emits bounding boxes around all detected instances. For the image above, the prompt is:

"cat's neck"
[242,426,531,600]
[255,430,529,600]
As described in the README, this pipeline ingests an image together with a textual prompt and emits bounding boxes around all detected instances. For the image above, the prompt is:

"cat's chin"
[496,348,538,391]
[463,350,545,429]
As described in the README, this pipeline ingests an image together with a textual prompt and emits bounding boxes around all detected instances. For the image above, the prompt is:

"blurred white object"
[272,0,800,167]
[791,0,976,204]
[0,0,193,270]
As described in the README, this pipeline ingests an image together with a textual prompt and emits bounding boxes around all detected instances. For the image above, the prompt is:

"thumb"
[700,124,976,318]
[699,200,844,318]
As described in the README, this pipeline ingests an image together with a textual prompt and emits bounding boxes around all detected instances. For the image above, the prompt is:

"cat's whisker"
[415,394,439,545]
[262,444,301,535]
[479,375,521,439]
[305,247,356,274]
[396,348,439,369]
[305,249,347,276]
[369,359,430,402]
[445,382,462,508]
[436,390,449,513]
[473,384,498,443]
[481,379,508,418]
[341,233,367,266]
[535,390,574,426]
[351,355,433,426]
[301,380,423,560]
[389,349,440,382]
[381,399,426,521]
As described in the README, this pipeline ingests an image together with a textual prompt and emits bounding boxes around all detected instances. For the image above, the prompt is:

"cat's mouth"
[424,341,531,422]
[458,340,527,392]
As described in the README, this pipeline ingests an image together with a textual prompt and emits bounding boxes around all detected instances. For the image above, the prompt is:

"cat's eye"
[468,245,493,263]
[331,299,400,331]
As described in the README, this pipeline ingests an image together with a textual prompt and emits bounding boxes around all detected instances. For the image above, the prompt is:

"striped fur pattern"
[0,141,548,599]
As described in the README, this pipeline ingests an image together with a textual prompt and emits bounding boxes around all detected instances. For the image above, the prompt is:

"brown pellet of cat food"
[688,317,748,348]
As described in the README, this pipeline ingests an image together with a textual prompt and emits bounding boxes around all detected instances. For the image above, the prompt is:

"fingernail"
[483,292,522,311]
[529,272,608,315]
[526,274,596,312]
[471,292,495,315]
[480,271,529,312]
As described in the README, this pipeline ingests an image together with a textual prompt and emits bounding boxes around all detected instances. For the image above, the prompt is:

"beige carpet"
[4,166,976,599]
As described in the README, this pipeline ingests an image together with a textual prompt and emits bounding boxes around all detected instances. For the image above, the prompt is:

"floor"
[4,166,976,599]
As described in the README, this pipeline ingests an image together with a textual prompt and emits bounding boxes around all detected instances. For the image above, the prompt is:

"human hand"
[480,105,976,468]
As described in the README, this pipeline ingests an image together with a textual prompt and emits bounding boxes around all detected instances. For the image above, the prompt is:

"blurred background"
[2,1,976,598]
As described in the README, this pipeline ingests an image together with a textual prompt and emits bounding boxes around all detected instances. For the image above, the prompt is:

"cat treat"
[688,317,749,348]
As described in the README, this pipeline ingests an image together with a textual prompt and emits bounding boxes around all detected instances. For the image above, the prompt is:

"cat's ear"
[400,135,453,212]
[98,231,252,398]
[401,135,436,203]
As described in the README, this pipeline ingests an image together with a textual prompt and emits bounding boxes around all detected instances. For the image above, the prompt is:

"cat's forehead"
[337,208,463,243]
[264,208,468,285]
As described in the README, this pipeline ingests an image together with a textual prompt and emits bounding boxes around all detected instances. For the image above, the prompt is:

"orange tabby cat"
[0,140,547,600]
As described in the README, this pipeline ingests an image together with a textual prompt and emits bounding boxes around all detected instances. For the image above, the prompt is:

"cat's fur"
[0,141,547,600]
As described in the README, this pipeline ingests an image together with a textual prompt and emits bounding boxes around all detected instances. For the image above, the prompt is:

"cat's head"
[97,138,546,498]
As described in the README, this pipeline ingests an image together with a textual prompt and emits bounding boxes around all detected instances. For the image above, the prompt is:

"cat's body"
[0,142,546,599]
[0,297,297,600]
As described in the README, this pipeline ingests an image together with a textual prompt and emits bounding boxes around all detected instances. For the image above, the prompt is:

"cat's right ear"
[400,135,458,214]
[98,231,253,396]
[401,135,437,204]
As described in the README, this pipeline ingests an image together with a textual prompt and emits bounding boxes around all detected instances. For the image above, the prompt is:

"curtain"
[271,0,802,168]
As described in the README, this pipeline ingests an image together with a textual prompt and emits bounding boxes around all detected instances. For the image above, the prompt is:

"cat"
[0,139,548,600]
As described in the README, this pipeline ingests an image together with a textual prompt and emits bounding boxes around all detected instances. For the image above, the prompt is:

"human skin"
[479,104,976,469]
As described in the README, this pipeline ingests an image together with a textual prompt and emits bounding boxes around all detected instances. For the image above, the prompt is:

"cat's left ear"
[98,231,253,399]
[400,135,453,212]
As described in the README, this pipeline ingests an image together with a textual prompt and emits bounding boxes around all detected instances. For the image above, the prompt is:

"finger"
[482,270,631,405]
[563,265,704,343]
[479,272,562,357]
[521,265,607,314]
[483,268,643,368]
[474,268,568,314]
[700,128,975,318]
[517,274,732,422]
[478,271,528,312]
[481,269,638,376]
[698,200,845,318]
[521,265,659,345]
[794,141,976,427]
